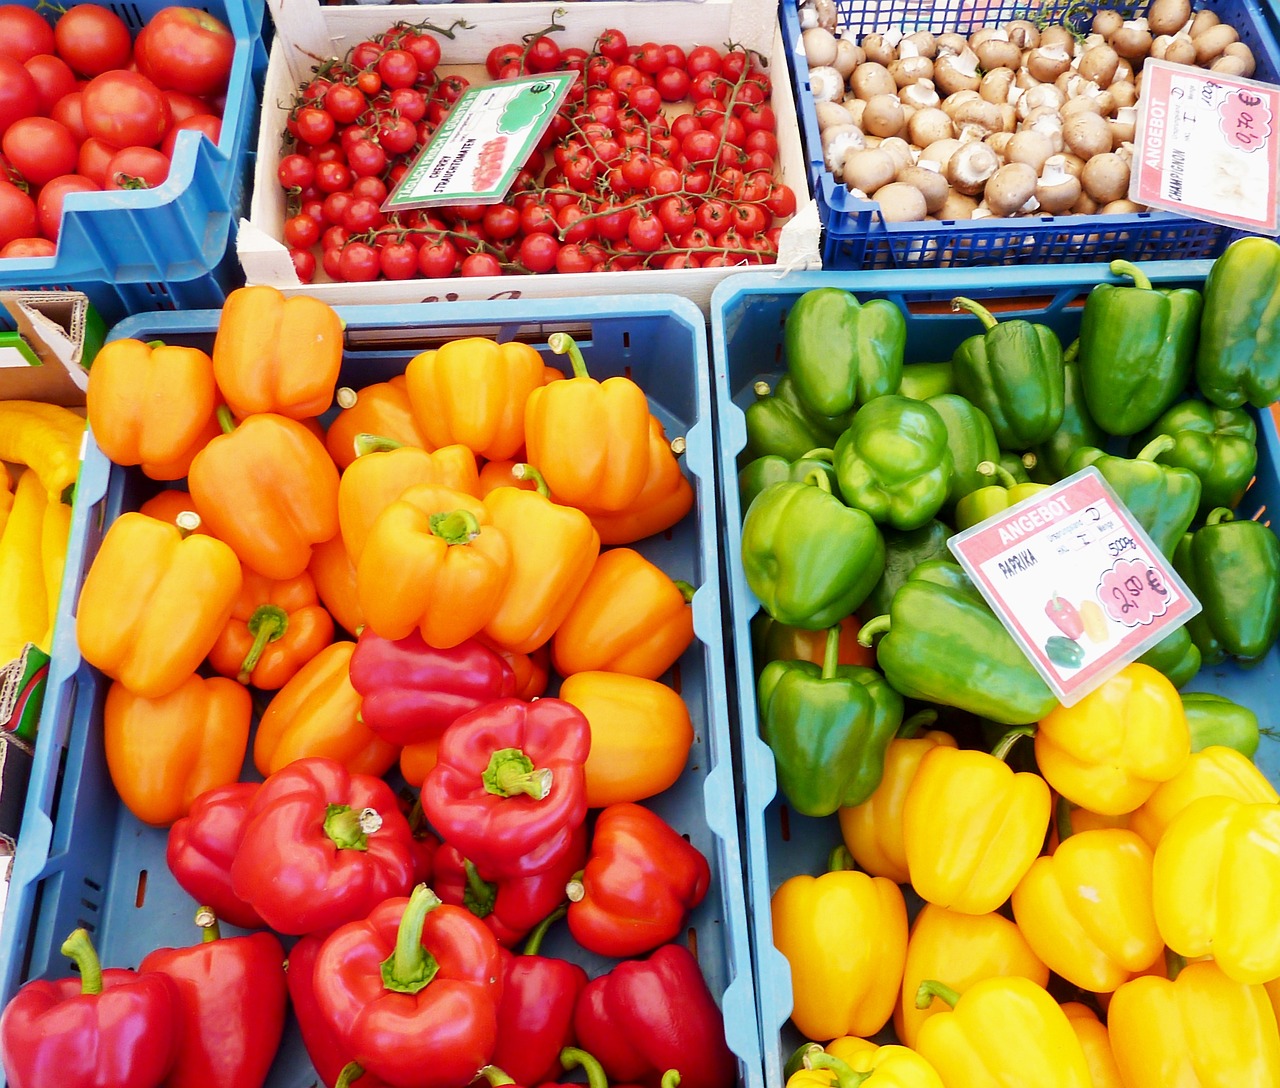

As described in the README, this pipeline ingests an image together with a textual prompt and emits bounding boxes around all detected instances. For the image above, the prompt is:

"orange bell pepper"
[103,674,251,827]
[551,548,695,679]
[339,441,480,564]
[895,902,1048,1049]
[211,285,343,420]
[585,417,694,545]
[481,467,601,654]
[308,534,363,636]
[405,338,545,460]
[558,670,694,806]
[137,490,209,534]
[356,484,512,649]
[399,734,440,788]
[326,376,431,469]
[753,613,873,669]
[188,409,340,581]
[477,459,540,497]
[86,339,219,481]
[76,512,242,699]
[480,640,550,700]
[206,569,335,690]
[1060,1003,1123,1088]
[253,640,398,778]
[523,334,651,513]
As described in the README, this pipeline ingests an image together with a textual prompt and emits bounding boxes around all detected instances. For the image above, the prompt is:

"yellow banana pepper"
[0,466,14,539]
[1060,1003,1123,1088]
[1129,744,1278,849]
[1035,663,1189,816]
[770,848,908,1042]
[896,903,1048,1048]
[786,1041,944,1088]
[38,497,70,651]
[1152,795,1280,985]
[1011,828,1162,993]
[0,469,48,663]
[1109,961,1280,1086]
[902,728,1051,915]
[0,400,83,497]
[914,976,1092,1088]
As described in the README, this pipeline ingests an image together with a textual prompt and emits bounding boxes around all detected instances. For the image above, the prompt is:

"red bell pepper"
[165,782,265,931]
[422,698,590,879]
[229,757,417,935]
[400,794,439,887]
[566,804,711,959]
[349,628,517,746]
[435,822,587,947]
[313,884,504,1088]
[488,909,589,1087]
[0,928,182,1088]
[137,909,287,1088]
[573,944,736,1088]
[1045,594,1084,639]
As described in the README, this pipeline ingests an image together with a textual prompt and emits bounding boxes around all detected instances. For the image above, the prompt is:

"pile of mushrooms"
[797,0,1256,222]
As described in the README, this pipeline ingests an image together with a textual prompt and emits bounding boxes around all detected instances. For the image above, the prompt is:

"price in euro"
[1099,557,1171,626]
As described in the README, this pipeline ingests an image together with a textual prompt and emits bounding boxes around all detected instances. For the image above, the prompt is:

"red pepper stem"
[1109,258,1151,292]
[916,979,962,1010]
[429,509,482,546]
[991,726,1035,763]
[804,1050,871,1088]
[335,1062,366,1088]
[560,1047,611,1088]
[353,432,405,456]
[1055,795,1075,844]
[479,1067,517,1087]
[548,332,589,379]
[512,463,551,499]
[1206,507,1233,527]
[195,906,220,942]
[660,1072,683,1088]
[897,709,938,739]
[951,296,998,332]
[215,405,238,434]
[674,579,696,603]
[827,844,856,873]
[857,615,889,647]
[324,803,381,851]
[238,604,289,683]
[522,903,568,956]
[463,859,497,919]
[1135,435,1176,463]
[821,625,842,681]
[60,928,103,996]
[381,884,443,994]
[975,461,1018,489]
[482,747,553,800]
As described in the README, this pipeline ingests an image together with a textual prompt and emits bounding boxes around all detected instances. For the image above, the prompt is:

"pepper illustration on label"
[1079,600,1109,643]
[1045,594,1084,639]
[1045,635,1084,670]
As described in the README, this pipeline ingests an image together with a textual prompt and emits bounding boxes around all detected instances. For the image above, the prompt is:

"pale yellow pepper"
[0,468,48,662]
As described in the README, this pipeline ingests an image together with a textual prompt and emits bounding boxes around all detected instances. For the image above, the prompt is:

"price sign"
[948,467,1200,705]
[1132,59,1280,234]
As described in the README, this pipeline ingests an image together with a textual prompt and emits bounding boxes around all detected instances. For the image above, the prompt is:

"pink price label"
[1221,89,1273,153]
[1098,557,1172,626]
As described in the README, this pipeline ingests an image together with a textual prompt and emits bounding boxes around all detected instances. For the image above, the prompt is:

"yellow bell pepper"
[770,849,908,1042]
[896,903,1048,1049]
[1129,744,1279,849]
[914,976,1093,1088]
[1035,663,1189,816]
[1060,1003,1123,1088]
[1108,961,1280,1086]
[1011,828,1162,993]
[786,1041,944,1088]
[38,497,70,651]
[0,468,48,662]
[0,400,82,497]
[902,728,1051,915]
[838,718,958,885]
[1152,795,1280,985]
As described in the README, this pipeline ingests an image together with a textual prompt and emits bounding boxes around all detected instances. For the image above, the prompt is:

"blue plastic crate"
[0,295,763,1088]
[709,264,1280,1088]
[782,0,1280,269]
[0,0,267,328]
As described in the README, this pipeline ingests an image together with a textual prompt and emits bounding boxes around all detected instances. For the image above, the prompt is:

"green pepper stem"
[238,604,289,683]
[806,469,832,493]
[951,296,998,331]
[60,928,103,996]
[523,904,568,956]
[512,463,551,499]
[380,884,443,994]
[803,447,835,461]
[916,979,962,1009]
[991,726,1036,762]
[1064,339,1079,363]
[674,579,696,603]
[1109,259,1151,291]
[549,333,589,379]
[336,387,358,410]
[195,906,220,943]
[335,1062,365,1088]
[1165,948,1187,980]
[827,844,856,872]
[215,405,237,434]
[1021,452,1038,471]
[479,1067,516,1087]
[1206,508,1234,526]
[1135,435,1176,463]
[898,709,939,738]
[175,511,201,538]
[804,1049,871,1088]
[561,1048,611,1088]
[660,1072,683,1088]
[753,380,772,399]
[429,509,481,546]
[1055,794,1075,845]
[976,461,1018,489]
[821,625,842,680]
[463,860,496,919]
[324,803,381,851]
[483,747,552,799]
[857,615,890,647]
[353,433,404,456]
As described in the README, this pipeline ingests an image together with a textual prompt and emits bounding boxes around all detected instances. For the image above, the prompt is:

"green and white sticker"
[383,71,578,210]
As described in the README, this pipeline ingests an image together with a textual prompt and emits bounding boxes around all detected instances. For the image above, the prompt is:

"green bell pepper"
[1031,344,1108,483]
[925,393,1001,507]
[950,295,1065,448]
[1134,400,1258,515]
[858,560,1059,725]
[1066,436,1201,557]
[1136,626,1202,689]
[857,519,956,622]
[1078,260,1203,436]
[1173,532,1226,668]
[757,626,904,817]
[744,375,849,461]
[1196,236,1280,410]
[783,287,906,416]
[1180,692,1261,759]
[954,462,1049,530]
[1185,507,1280,666]
[899,361,955,401]
[740,474,886,630]
[738,448,838,510]
[833,394,954,531]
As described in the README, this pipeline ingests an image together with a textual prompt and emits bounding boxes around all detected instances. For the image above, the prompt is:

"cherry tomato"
[161,113,221,157]
[708,114,746,147]
[655,66,690,103]
[670,114,703,143]
[324,83,367,125]
[738,101,776,131]
[377,49,418,90]
[4,117,76,186]
[355,70,381,97]
[596,29,629,64]
[765,183,797,219]
[401,32,440,76]
[745,129,779,157]
[690,71,725,101]
[308,141,344,165]
[657,195,695,236]
[278,152,315,192]
[485,43,523,80]
[607,64,646,97]
[628,84,662,121]
[351,175,387,203]
[682,129,719,165]
[732,202,768,235]
[696,199,732,236]
[105,145,171,189]
[585,55,614,87]
[526,35,561,74]
[349,41,382,70]
[686,45,722,77]
[34,173,94,241]
[683,167,712,195]
[321,244,343,280]
[741,172,774,204]
[662,252,699,269]
[294,105,335,146]
[24,54,74,113]
[556,203,595,244]
[134,6,235,97]
[0,57,38,136]
[321,225,349,251]
[283,212,320,249]
[379,238,417,280]
[661,44,687,68]
[647,166,682,196]
[343,195,385,234]
[595,202,633,242]
[346,139,387,178]
[378,116,417,156]
[555,241,594,274]
[627,207,664,252]
[517,231,558,273]
[417,236,458,277]
[560,47,589,74]
[1,235,54,257]
[289,247,316,283]
[389,87,426,123]
[482,204,520,241]
[83,71,171,149]
[460,251,501,277]
[634,42,665,75]
[338,239,380,281]
[720,49,749,83]
[313,159,352,194]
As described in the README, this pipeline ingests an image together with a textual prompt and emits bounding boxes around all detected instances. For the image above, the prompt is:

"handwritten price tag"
[949,468,1200,705]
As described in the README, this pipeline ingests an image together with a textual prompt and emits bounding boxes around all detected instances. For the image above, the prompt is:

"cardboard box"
[241,0,822,314]
[0,293,104,408]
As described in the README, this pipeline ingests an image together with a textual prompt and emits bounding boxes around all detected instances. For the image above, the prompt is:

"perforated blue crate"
[0,0,266,327]
[781,0,1280,268]
[0,295,763,1088]
[709,265,1280,1088]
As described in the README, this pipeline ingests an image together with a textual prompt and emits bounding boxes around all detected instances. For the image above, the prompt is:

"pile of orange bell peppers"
[772,660,1280,1088]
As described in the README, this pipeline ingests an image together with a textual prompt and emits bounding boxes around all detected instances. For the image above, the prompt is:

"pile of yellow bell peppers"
[772,660,1280,1088]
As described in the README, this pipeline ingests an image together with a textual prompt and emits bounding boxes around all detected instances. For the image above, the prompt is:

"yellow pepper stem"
[512,463,551,499]
[428,509,481,546]
[548,333,589,379]
[215,405,237,435]
[1055,794,1076,844]
[991,725,1035,763]
[827,844,856,873]
[803,1048,871,1088]
[1165,948,1188,980]
[353,433,405,457]
[898,709,938,738]
[915,979,962,1010]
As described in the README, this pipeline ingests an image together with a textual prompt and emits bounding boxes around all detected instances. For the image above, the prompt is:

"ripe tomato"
[628,84,662,121]
[485,43,522,80]
[745,129,779,157]
[0,6,54,64]
[34,173,94,241]
[0,57,38,135]
[293,106,335,146]
[482,204,520,241]
[517,231,558,273]
[400,32,440,77]
[526,36,561,74]
[49,90,88,144]
[376,49,417,90]
[377,116,417,156]
[105,145,171,189]
[83,71,171,149]
[696,199,731,236]
[585,55,614,87]
[555,241,594,274]
[627,207,664,253]
[765,183,797,219]
[161,113,221,157]
[349,41,382,70]
[389,87,425,123]
[351,175,387,203]
[1,235,54,257]
[324,82,367,125]
[460,251,501,277]
[686,45,722,77]
[662,252,699,269]
[4,117,77,185]
[662,44,687,68]
[338,240,380,281]
[670,114,702,143]
[657,195,695,236]
[164,90,215,124]
[277,153,315,191]
[283,212,320,250]
[647,166,682,196]
[596,29,629,64]
[606,64,645,97]
[313,160,352,194]
[379,238,417,280]
[655,66,690,103]
[55,5,131,76]
[289,247,316,283]
[595,202,633,242]
[0,178,35,245]
[634,42,665,75]
[76,137,116,186]
[24,54,74,113]
[134,6,235,97]
[417,236,458,277]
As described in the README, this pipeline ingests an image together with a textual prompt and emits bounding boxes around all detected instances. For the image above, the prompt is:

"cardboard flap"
[0,292,103,407]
